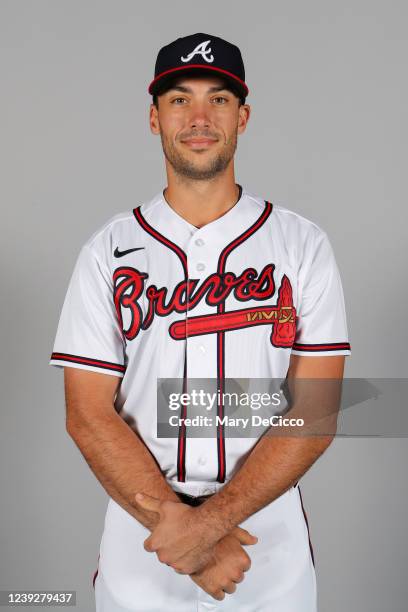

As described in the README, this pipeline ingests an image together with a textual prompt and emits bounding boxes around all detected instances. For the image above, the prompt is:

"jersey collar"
[160,183,245,233]
[138,185,269,253]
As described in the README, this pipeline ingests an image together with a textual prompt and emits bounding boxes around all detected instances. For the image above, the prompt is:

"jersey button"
[195,238,205,247]
[196,262,206,271]
[198,345,206,354]
[198,456,207,466]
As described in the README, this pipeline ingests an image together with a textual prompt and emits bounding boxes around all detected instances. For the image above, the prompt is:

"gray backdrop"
[1,1,407,610]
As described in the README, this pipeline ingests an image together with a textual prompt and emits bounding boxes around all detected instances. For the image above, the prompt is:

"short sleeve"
[49,244,126,377]
[292,229,351,356]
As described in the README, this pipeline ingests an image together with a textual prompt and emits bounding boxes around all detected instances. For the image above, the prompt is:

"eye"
[171,97,187,104]
[212,96,228,104]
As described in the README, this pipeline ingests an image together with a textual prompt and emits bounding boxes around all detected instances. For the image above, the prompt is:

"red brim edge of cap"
[148,64,249,97]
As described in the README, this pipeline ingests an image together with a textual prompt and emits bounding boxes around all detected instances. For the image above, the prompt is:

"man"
[49,33,351,611]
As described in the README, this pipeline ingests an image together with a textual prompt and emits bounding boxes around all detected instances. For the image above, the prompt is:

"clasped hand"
[135,492,257,577]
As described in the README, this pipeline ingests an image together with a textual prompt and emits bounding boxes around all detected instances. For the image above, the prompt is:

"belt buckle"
[177,492,211,506]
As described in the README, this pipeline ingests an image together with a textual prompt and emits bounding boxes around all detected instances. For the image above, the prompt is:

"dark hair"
[152,76,245,109]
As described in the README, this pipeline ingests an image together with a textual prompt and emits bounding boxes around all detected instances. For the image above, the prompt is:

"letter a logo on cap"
[181,40,214,63]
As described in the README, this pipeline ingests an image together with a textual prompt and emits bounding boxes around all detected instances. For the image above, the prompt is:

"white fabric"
[50,186,350,610]
[94,486,316,611]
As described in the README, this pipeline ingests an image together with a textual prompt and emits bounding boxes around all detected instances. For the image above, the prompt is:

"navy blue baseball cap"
[148,33,249,101]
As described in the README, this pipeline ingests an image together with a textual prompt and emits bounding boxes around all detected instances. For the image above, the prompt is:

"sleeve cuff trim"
[292,342,351,352]
[50,352,126,374]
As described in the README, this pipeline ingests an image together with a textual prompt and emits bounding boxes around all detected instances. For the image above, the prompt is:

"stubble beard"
[160,130,238,181]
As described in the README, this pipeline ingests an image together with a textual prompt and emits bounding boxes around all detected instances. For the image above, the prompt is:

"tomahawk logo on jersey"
[113,261,296,346]
[49,185,350,485]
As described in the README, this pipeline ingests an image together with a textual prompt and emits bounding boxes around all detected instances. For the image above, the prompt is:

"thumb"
[232,526,258,545]
[135,492,162,514]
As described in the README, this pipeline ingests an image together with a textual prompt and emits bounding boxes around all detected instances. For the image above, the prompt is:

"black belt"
[176,492,214,506]
[177,486,298,508]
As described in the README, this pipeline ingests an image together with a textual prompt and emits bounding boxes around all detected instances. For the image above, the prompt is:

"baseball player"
[49,33,351,611]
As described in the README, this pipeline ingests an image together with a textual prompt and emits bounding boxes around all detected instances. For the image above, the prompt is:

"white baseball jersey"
[49,184,350,611]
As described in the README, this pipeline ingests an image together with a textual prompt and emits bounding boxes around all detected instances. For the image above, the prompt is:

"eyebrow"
[165,85,230,94]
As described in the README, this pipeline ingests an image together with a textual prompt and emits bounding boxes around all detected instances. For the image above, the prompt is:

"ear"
[149,103,160,135]
[237,103,251,135]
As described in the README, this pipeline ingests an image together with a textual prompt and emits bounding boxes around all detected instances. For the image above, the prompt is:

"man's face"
[149,75,250,181]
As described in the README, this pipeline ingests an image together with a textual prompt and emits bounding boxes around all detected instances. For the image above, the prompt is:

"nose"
[188,101,211,130]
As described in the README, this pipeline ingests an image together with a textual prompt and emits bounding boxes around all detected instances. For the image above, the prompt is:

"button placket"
[185,233,214,377]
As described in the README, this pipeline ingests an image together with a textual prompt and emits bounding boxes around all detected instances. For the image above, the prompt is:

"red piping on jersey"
[133,207,188,270]
[292,342,351,352]
[50,352,126,374]
[178,347,188,482]
[133,200,273,483]
[297,485,315,567]
[215,200,273,482]
[92,553,100,589]
[133,206,189,482]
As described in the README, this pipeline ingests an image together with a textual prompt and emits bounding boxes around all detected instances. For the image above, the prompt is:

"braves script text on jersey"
[49,185,351,611]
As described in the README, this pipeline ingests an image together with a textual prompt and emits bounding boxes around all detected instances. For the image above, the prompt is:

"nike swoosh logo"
[114,246,145,258]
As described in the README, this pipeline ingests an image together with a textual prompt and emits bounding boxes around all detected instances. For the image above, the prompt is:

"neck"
[163,169,241,228]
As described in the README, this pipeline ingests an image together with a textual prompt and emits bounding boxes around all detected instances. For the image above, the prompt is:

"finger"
[173,567,189,575]
[233,526,258,545]
[135,493,162,514]
[230,571,245,584]
[168,562,185,574]
[212,590,225,602]
[222,581,237,595]
[143,535,158,553]
[233,573,245,584]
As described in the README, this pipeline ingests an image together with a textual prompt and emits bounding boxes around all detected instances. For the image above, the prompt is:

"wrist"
[195,499,234,542]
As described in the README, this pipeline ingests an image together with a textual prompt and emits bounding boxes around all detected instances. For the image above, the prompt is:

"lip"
[181,138,218,148]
